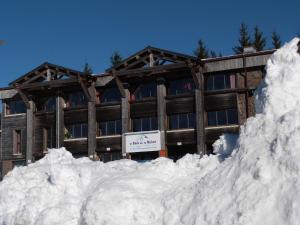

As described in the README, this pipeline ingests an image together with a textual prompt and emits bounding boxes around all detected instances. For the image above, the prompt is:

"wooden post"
[56,93,64,148]
[26,100,35,164]
[88,83,96,159]
[190,65,206,156]
[157,78,167,157]
[121,88,130,157]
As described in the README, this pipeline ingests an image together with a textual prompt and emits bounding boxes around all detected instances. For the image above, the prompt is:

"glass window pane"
[100,122,106,135]
[179,114,188,128]
[107,121,115,135]
[217,110,227,125]
[169,115,178,129]
[133,119,141,132]
[142,118,150,131]
[188,113,196,128]
[116,120,121,134]
[151,117,158,130]
[169,79,194,95]
[206,76,214,90]
[74,124,81,137]
[101,88,121,102]
[214,74,225,90]
[207,111,217,126]
[112,152,121,161]
[82,124,88,137]
[227,109,238,124]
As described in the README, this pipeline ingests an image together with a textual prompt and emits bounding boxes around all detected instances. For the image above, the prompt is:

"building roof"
[106,46,197,73]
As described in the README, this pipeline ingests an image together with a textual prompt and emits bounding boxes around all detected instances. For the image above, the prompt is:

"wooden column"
[121,88,130,157]
[190,65,206,156]
[56,93,65,148]
[26,100,35,164]
[157,78,167,157]
[88,84,96,159]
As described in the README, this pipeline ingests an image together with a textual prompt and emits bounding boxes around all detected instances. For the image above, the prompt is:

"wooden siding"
[34,112,56,157]
[130,99,157,118]
[205,93,237,111]
[96,136,121,152]
[205,126,239,143]
[64,107,88,124]
[96,104,121,121]
[1,115,27,160]
[64,139,88,154]
[166,130,196,145]
[166,95,195,114]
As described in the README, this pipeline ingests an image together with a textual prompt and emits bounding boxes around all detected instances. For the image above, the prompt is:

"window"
[100,88,121,103]
[132,83,157,101]
[168,79,195,95]
[13,130,22,155]
[99,120,121,136]
[133,117,158,132]
[207,109,238,126]
[205,73,236,91]
[43,127,54,152]
[66,92,87,108]
[38,96,56,112]
[65,123,88,139]
[169,113,195,129]
[6,100,26,115]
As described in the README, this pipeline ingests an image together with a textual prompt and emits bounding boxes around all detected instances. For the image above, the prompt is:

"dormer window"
[168,79,195,95]
[100,88,121,103]
[131,83,157,101]
[5,100,26,115]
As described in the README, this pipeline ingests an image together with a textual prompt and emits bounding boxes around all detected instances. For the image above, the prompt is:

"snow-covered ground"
[1,38,300,225]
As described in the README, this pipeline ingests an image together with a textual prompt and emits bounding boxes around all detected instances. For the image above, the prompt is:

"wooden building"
[0,46,275,178]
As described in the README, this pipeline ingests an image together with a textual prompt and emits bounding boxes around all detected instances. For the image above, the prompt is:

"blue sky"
[0,0,300,87]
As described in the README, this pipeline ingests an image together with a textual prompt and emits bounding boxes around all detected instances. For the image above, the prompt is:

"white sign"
[125,130,161,153]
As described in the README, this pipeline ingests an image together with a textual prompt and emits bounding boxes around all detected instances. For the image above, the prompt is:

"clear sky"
[0,0,300,87]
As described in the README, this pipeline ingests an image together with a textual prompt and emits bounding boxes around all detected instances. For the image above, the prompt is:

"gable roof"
[106,46,197,73]
[9,62,93,87]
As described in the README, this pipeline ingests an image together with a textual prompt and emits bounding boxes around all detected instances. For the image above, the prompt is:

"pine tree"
[110,51,123,67]
[271,31,282,49]
[210,50,217,58]
[83,63,93,76]
[233,23,252,54]
[194,39,209,59]
[253,26,266,51]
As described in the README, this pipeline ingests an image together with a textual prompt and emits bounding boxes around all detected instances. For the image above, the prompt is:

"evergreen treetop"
[233,23,252,54]
[271,31,282,49]
[194,39,209,59]
[253,26,266,51]
[110,51,123,67]
[83,63,93,76]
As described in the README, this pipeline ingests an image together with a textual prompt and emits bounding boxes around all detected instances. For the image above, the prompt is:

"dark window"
[66,92,87,108]
[169,113,196,129]
[169,79,195,95]
[38,96,56,112]
[133,83,157,101]
[6,100,26,115]
[207,108,238,126]
[65,123,88,139]
[13,130,22,155]
[133,117,158,132]
[205,73,236,90]
[100,88,121,103]
[99,120,121,136]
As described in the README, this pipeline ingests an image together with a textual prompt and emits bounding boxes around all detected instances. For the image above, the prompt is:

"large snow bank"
[1,38,300,225]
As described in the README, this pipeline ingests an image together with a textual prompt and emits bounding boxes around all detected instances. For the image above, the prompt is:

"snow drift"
[1,38,300,225]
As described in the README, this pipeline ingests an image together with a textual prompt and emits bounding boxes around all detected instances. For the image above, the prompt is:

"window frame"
[207,108,239,127]
[65,91,88,108]
[98,119,121,136]
[13,129,22,155]
[168,78,195,96]
[205,73,236,91]
[5,100,27,116]
[65,123,88,139]
[168,113,196,130]
[132,116,158,132]
[99,88,122,104]
[132,83,157,101]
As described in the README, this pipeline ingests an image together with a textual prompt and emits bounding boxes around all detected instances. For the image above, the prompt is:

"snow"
[1,38,300,225]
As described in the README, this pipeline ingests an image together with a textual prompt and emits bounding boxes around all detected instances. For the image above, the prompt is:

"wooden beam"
[14,84,30,109]
[78,75,91,101]
[121,89,130,157]
[56,93,65,148]
[112,70,126,98]
[26,100,35,164]
[88,82,96,159]
[157,78,167,157]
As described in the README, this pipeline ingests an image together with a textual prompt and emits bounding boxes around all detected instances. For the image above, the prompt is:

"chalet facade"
[0,46,274,178]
